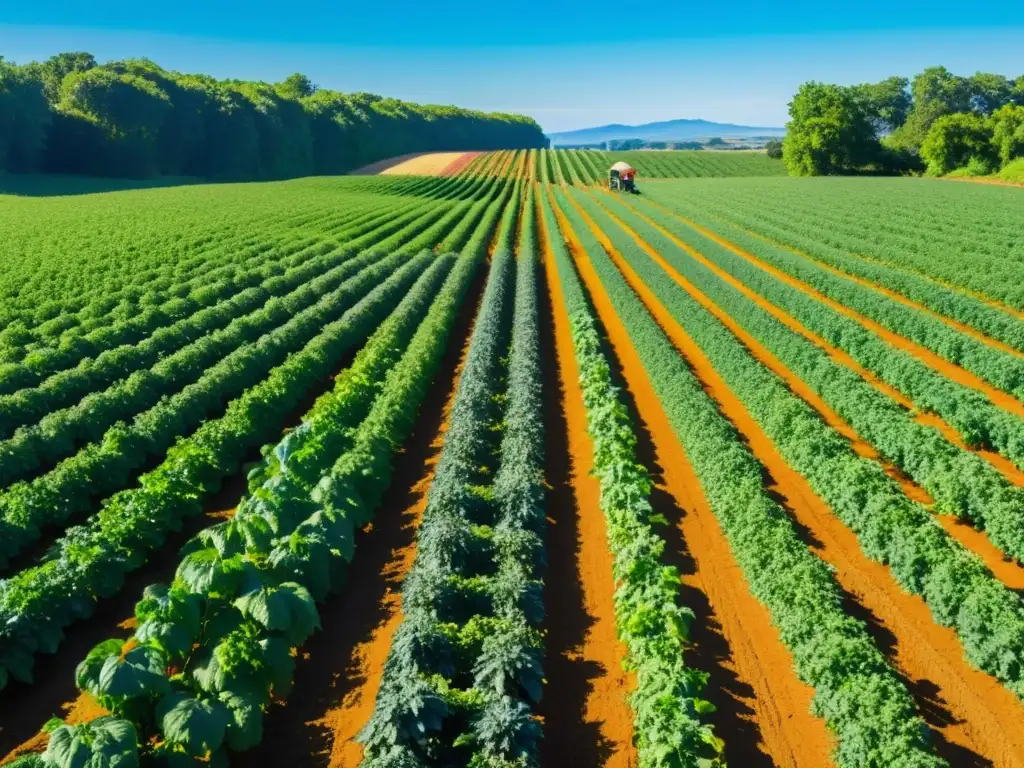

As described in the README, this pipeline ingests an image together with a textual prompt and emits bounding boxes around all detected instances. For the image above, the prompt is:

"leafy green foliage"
[783,82,878,175]
[558,186,940,767]
[541,189,722,767]
[921,112,996,175]
[0,52,544,179]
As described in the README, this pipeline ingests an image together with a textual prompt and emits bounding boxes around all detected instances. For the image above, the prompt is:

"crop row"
[644,186,1024,403]
[619,195,1024,471]
[551,187,941,767]
[594,192,1024,561]
[0,251,426,690]
[672,194,1024,353]
[0,199,363,343]
[540,188,722,767]
[363,184,547,767]
[571,188,1024,705]
[38,240,486,765]
[644,178,1024,311]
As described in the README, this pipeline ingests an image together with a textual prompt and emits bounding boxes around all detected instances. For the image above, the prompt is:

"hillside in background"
[547,117,785,146]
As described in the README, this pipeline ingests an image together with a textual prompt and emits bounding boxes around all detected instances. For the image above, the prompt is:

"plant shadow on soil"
[536,263,617,766]
[597,328,776,768]
[0,341,362,760]
[231,258,488,767]
[780,487,991,768]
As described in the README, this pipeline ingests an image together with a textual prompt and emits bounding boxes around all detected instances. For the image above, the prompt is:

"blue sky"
[2,2,1022,132]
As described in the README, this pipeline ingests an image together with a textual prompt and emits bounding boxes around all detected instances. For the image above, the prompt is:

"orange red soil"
[550,189,835,767]
[593,192,1024,586]
[537,214,637,767]
[234,257,486,768]
[566,192,1024,766]
[616,193,1024,489]
[641,198,1024,421]
[440,152,483,176]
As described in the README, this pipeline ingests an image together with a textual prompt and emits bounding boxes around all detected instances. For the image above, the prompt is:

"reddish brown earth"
[565,192,1024,766]
[593,192,1024,587]
[550,187,835,767]
[440,152,483,176]
[537,200,638,767]
[234,258,489,768]
[621,188,1024,495]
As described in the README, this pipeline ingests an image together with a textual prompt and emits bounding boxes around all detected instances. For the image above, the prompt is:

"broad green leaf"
[156,693,230,757]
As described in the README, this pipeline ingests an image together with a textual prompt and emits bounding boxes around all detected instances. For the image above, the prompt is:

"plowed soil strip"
[702,210,1024,360]
[237,263,488,768]
[610,192,1024,487]
[635,197,1024,420]
[538,216,637,767]
[441,152,483,177]
[550,189,834,767]
[589,192,1024,586]
[567,194,1024,766]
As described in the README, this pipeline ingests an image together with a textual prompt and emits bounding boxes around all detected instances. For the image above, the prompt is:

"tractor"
[608,161,638,193]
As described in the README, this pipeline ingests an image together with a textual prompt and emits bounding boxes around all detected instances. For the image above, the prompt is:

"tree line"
[782,67,1024,176]
[0,52,547,180]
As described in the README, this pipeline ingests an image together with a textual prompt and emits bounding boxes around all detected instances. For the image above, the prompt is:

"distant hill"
[547,118,785,146]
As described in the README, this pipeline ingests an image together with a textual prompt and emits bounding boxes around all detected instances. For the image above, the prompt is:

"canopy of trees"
[0,52,547,179]
[783,66,1024,176]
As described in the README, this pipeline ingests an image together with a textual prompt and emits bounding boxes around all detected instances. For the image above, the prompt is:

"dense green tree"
[967,72,1014,115]
[887,66,971,151]
[783,82,876,175]
[990,104,1024,167]
[278,73,316,100]
[920,112,996,174]
[0,60,51,172]
[764,138,783,158]
[0,50,546,180]
[851,76,911,134]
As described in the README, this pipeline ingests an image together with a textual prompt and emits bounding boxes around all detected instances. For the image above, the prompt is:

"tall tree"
[0,61,51,172]
[967,72,1014,115]
[920,112,995,174]
[852,76,911,134]
[783,82,877,175]
[990,104,1024,167]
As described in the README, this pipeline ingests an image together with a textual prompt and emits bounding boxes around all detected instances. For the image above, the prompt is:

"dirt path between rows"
[638,199,1024,422]
[236,261,488,768]
[550,189,834,767]
[568,193,1024,766]
[592,192,1024,587]
[537,208,637,767]
[607,192,1024,488]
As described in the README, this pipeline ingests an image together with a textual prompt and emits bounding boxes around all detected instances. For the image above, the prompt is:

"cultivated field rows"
[2,149,1024,768]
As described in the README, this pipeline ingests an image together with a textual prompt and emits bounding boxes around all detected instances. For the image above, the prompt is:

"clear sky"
[2,2,1022,132]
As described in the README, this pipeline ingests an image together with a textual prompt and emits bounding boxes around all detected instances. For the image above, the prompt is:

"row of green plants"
[0,251,426,691]
[643,178,1024,312]
[0,177,468,349]
[599,193,1024,557]
[0,193,459,543]
[0,194,355,337]
[571,188,1024,703]
[642,186,1024,401]
[22,240,487,766]
[541,189,723,767]
[0,250,397,570]
[0,230,338,392]
[552,187,942,767]
[360,185,549,767]
[657,191,1024,353]
[0,240,369,448]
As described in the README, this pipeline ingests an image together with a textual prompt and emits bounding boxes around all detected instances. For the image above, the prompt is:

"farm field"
[2,149,1024,768]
